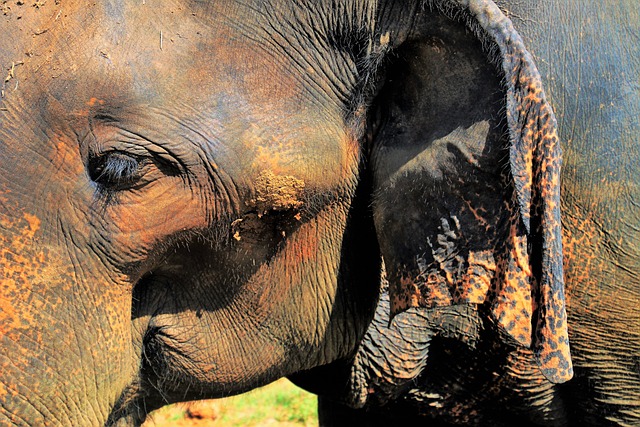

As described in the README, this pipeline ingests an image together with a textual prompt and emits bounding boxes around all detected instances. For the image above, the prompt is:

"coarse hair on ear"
[366,0,572,383]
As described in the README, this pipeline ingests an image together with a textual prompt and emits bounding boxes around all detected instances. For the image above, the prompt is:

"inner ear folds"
[369,2,572,384]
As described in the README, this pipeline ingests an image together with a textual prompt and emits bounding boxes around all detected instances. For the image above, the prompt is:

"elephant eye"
[87,151,146,190]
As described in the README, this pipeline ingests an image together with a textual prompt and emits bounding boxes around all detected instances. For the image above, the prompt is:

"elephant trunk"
[0,212,143,426]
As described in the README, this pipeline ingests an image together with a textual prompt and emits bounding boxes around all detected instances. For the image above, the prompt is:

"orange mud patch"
[86,97,106,107]
[0,213,42,335]
[250,170,305,217]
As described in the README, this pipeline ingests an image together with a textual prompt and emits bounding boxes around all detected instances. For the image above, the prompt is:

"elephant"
[0,1,636,427]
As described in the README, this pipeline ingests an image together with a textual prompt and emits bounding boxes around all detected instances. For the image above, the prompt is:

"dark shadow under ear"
[368,2,571,384]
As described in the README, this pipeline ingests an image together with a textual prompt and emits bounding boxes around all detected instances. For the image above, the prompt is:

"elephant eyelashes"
[87,151,146,190]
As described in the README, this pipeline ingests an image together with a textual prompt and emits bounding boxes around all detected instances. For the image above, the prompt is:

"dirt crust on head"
[250,170,305,216]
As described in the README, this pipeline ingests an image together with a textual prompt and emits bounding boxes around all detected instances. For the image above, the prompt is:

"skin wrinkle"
[254,2,368,114]
[3,390,56,427]
[3,321,99,427]
[60,225,105,424]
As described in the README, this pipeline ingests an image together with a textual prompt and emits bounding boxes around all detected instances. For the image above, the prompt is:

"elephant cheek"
[99,182,210,263]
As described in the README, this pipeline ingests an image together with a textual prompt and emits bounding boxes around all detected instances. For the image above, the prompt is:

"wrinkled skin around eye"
[88,152,145,188]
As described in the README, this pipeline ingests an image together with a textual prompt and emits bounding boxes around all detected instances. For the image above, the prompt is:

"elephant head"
[0,0,570,425]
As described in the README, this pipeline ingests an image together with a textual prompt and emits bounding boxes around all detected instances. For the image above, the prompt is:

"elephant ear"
[369,1,572,383]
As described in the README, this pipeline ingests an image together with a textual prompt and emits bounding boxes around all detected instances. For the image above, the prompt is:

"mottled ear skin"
[370,0,572,384]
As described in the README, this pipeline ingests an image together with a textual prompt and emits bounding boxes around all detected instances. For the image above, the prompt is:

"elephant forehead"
[12,1,359,190]
[27,4,299,108]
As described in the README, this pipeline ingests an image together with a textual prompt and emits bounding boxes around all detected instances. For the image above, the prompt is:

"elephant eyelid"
[87,151,148,190]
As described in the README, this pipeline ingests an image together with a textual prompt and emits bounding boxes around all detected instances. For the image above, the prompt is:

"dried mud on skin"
[249,170,305,217]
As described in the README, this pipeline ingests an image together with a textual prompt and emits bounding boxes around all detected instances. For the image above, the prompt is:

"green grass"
[143,379,318,426]
[216,379,317,426]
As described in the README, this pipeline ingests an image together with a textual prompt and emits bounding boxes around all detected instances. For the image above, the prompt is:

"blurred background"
[142,379,317,427]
